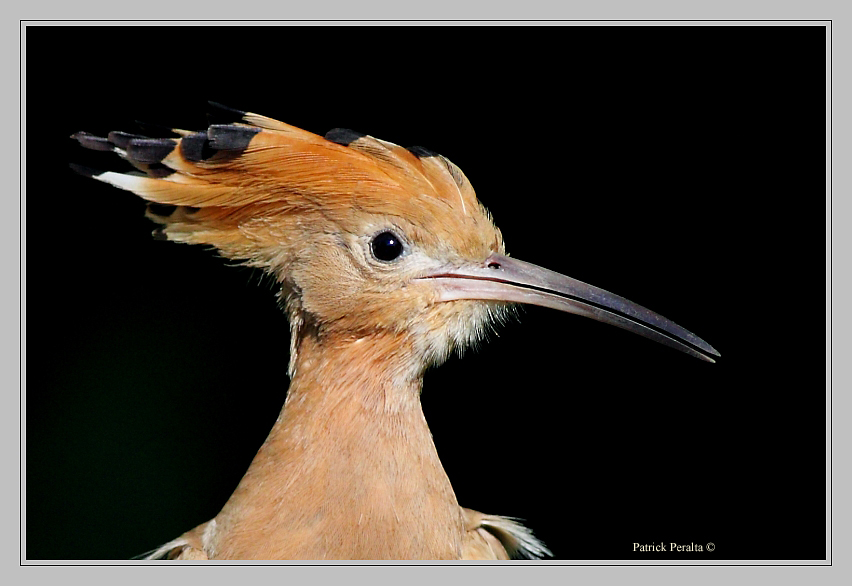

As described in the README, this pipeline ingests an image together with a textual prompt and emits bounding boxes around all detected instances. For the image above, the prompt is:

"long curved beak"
[421,253,720,363]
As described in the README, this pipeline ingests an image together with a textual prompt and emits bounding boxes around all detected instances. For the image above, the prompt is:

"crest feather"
[72,103,499,264]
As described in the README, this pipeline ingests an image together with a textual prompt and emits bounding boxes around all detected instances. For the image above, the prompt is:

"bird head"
[72,103,718,378]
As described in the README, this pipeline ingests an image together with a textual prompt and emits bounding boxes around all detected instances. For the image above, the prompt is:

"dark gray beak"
[423,253,720,363]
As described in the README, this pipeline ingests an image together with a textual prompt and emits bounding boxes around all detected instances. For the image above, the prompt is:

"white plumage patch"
[479,515,553,560]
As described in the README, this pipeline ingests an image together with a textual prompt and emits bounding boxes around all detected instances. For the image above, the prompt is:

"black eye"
[370,231,404,262]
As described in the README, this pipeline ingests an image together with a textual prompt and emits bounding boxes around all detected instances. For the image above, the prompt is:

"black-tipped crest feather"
[207,125,261,151]
[107,131,147,149]
[180,132,216,161]
[68,162,101,178]
[126,138,177,163]
[325,128,367,146]
[407,145,439,158]
[71,131,113,152]
[206,101,248,125]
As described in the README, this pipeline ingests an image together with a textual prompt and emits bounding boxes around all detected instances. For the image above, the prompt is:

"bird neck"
[287,328,427,414]
[211,329,465,559]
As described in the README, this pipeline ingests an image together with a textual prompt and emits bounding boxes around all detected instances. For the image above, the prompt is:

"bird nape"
[71,102,719,561]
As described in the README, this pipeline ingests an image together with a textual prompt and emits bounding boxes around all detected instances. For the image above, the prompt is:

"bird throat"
[210,330,466,559]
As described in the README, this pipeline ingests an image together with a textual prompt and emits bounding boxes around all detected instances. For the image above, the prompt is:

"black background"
[27,24,826,561]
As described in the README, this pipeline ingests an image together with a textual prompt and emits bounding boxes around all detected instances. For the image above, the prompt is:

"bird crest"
[72,102,501,276]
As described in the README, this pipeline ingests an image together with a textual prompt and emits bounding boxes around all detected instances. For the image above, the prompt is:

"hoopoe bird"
[71,103,719,560]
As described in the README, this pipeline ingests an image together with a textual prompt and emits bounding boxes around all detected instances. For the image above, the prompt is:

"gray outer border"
[12,10,839,586]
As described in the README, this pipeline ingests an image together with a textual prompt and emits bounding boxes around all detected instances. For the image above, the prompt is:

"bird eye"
[370,231,404,262]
